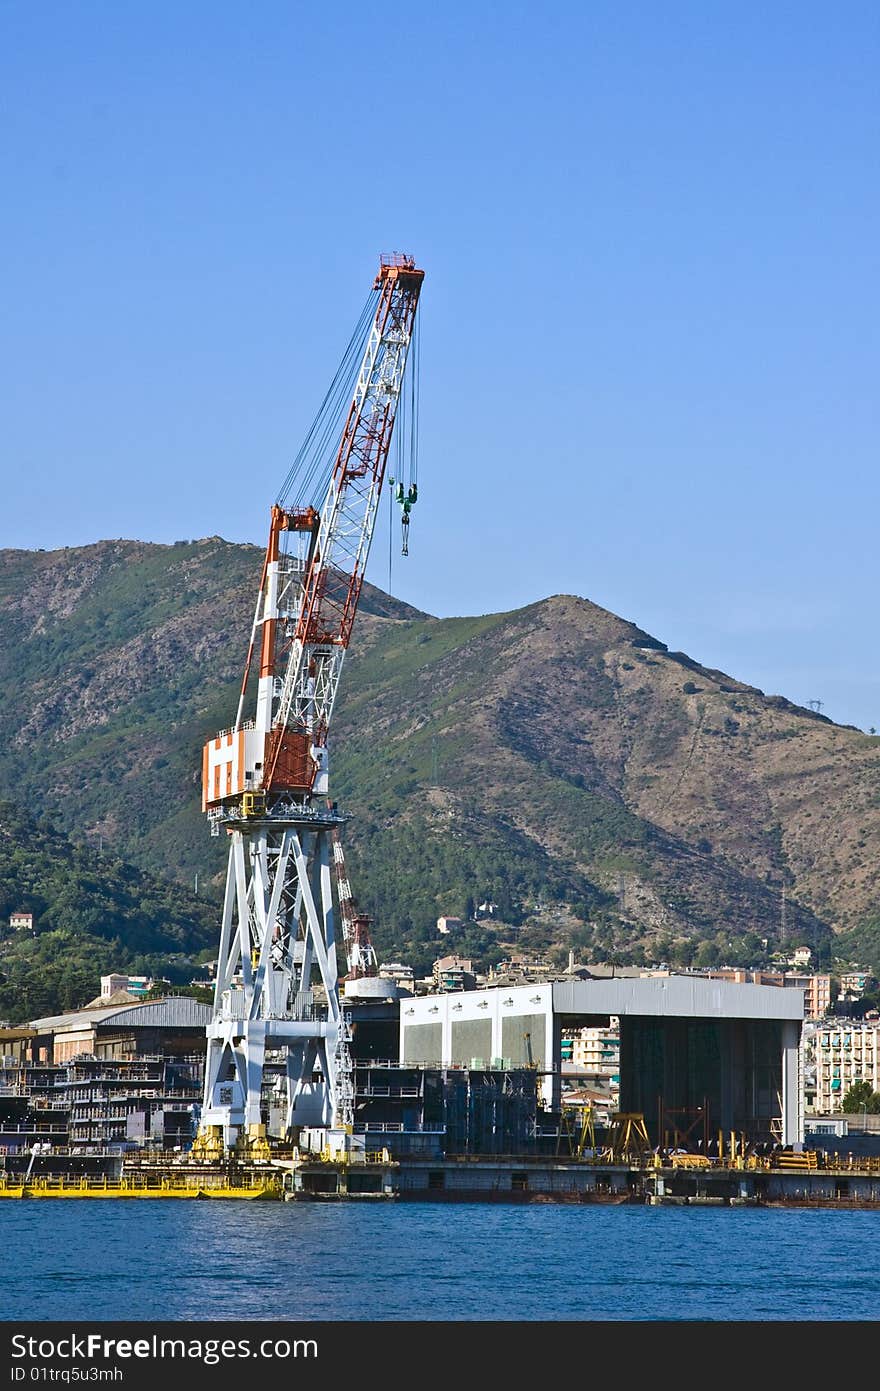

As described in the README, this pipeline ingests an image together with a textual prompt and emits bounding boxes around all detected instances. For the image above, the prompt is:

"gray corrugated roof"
[99,998,211,1028]
[30,997,212,1032]
[551,976,804,1020]
[30,1003,139,1030]
[403,977,804,1027]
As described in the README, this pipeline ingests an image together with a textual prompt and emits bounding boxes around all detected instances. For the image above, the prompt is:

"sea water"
[3,1201,879,1322]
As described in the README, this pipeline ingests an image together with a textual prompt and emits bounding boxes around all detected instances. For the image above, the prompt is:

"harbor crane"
[195,255,424,1156]
[330,819,379,981]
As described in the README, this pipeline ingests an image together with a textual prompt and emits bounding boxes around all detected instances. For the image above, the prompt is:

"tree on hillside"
[670,939,696,969]
[694,941,721,969]
[841,1081,880,1114]
[145,982,212,1004]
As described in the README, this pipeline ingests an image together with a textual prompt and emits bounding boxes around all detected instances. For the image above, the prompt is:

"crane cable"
[275,287,378,511]
[391,312,420,556]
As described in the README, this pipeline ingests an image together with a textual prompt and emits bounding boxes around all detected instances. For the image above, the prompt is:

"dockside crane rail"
[195,254,425,1158]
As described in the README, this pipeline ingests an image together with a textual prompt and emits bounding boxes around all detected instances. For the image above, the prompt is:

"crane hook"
[393,481,417,556]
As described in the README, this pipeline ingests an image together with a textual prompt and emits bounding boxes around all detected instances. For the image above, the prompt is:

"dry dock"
[3,1150,879,1205]
[391,1152,880,1207]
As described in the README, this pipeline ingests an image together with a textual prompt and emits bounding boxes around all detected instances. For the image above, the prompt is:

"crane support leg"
[197,812,346,1151]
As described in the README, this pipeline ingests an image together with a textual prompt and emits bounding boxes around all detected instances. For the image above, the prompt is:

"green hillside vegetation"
[331,604,837,971]
[1,539,878,993]
[0,538,422,886]
[0,801,217,1021]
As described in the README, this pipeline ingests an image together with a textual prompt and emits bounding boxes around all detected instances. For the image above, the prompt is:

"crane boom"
[267,256,423,793]
[195,255,424,1157]
[202,256,423,814]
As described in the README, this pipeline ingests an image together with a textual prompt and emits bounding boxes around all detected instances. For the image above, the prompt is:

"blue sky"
[2,2,878,728]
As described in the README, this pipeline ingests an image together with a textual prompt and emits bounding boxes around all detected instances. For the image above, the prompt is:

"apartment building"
[436,917,463,935]
[378,962,416,990]
[100,974,153,999]
[560,1019,621,1121]
[564,1019,621,1078]
[839,971,876,998]
[811,1020,880,1113]
[432,956,476,992]
[785,973,833,1021]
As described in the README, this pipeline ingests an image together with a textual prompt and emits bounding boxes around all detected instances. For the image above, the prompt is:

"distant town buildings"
[29,996,211,1065]
[436,916,463,936]
[8,912,33,933]
[839,971,876,998]
[487,955,559,985]
[563,1019,621,1078]
[432,956,476,992]
[378,961,415,990]
[561,1018,621,1122]
[100,974,152,1000]
[763,972,831,1021]
[805,1019,880,1114]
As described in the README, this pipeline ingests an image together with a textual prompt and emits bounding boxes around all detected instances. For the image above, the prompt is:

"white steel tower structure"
[196,256,424,1155]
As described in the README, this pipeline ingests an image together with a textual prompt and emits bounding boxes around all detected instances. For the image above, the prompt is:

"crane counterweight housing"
[194,255,424,1157]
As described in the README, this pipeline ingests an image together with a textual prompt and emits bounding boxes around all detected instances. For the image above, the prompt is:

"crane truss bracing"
[269,260,424,783]
[196,256,424,1155]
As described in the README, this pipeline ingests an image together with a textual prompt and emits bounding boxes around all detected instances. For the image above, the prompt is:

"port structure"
[330,818,379,982]
[196,256,424,1156]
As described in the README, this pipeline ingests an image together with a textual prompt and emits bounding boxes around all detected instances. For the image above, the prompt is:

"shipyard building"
[1,978,805,1162]
[399,977,804,1146]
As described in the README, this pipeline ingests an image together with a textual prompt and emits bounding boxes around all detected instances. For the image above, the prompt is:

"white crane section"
[195,256,424,1158]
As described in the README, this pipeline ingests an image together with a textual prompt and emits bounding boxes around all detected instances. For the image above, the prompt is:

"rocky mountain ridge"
[1,539,878,978]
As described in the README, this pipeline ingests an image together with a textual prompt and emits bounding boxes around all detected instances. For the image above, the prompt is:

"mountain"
[332,594,878,972]
[0,537,423,885]
[0,799,217,1021]
[1,539,879,983]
